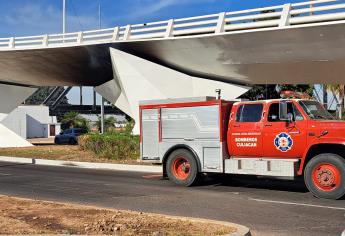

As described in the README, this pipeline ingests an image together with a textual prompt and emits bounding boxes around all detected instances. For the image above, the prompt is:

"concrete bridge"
[0,0,345,146]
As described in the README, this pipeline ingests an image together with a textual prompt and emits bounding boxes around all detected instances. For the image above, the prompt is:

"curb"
[0,156,162,173]
[164,215,251,236]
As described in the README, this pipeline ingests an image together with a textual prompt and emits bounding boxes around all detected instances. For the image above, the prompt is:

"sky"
[0,0,310,104]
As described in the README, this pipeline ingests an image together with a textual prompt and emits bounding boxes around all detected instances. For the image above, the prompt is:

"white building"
[0,105,61,140]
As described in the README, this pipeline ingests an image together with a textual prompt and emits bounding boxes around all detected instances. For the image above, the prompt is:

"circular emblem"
[274,132,293,152]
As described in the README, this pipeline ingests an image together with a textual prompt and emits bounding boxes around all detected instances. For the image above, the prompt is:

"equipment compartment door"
[141,109,160,160]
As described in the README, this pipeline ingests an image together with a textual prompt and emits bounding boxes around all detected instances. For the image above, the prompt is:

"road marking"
[249,198,345,211]
[0,173,11,176]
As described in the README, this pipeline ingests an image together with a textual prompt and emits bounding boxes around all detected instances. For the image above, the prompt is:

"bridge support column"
[105,48,250,134]
[0,84,37,147]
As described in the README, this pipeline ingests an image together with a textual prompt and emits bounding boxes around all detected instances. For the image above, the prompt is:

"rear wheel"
[304,154,345,200]
[166,149,199,186]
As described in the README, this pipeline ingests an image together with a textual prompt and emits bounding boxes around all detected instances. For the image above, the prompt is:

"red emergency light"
[280,90,310,99]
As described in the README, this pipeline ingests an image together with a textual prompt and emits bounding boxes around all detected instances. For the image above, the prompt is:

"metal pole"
[101,97,105,134]
[62,0,66,34]
[98,3,104,134]
[98,4,102,29]
[93,87,96,110]
[79,86,83,105]
[309,0,314,16]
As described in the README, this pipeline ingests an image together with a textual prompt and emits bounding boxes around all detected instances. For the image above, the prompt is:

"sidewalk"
[27,138,55,145]
[0,156,162,173]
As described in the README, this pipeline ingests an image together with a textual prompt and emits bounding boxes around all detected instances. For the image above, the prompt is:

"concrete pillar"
[103,48,250,134]
[0,84,37,147]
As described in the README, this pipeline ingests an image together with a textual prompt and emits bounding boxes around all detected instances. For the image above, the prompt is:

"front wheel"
[166,149,199,187]
[304,154,345,200]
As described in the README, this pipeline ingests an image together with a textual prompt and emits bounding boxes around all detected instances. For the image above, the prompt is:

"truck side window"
[236,104,263,122]
[268,103,304,122]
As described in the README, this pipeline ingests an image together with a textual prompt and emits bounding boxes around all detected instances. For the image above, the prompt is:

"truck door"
[229,103,264,157]
[263,102,307,158]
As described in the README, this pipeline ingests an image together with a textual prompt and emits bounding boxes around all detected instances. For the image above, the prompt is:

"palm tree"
[327,85,345,119]
[61,112,90,131]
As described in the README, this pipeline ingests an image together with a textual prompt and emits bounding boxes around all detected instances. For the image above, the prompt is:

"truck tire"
[166,149,199,187]
[304,153,345,200]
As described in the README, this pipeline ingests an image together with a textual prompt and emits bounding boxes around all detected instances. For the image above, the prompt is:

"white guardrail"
[0,0,345,50]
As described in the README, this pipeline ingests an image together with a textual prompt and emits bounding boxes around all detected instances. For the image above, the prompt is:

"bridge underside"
[0,21,345,87]
[0,21,345,146]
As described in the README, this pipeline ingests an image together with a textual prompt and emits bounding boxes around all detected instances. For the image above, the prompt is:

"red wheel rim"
[312,163,341,192]
[172,157,191,180]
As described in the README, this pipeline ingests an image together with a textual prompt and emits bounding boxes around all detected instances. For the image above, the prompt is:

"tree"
[61,112,89,131]
[241,84,313,101]
[96,116,117,133]
[327,84,345,119]
[240,85,278,100]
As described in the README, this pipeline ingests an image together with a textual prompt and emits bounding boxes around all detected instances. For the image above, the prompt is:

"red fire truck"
[139,95,345,199]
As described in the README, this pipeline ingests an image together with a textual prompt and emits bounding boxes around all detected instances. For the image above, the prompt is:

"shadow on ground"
[199,174,309,193]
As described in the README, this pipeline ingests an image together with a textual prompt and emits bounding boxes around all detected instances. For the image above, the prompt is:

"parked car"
[54,128,87,145]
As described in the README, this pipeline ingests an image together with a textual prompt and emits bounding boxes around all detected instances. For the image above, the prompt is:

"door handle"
[234,124,240,128]
[264,124,272,127]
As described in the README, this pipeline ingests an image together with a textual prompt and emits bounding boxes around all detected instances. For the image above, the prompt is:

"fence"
[0,0,344,50]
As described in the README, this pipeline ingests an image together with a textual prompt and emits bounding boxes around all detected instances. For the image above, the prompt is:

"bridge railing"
[0,0,344,50]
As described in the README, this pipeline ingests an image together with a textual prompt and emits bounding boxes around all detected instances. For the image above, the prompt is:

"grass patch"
[0,147,73,159]
[0,145,145,165]
[78,131,140,161]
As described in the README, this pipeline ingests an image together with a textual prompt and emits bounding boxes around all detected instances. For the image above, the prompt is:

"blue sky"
[0,0,308,104]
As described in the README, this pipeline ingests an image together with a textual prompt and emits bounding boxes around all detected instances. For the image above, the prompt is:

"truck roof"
[139,96,220,106]
[139,97,310,107]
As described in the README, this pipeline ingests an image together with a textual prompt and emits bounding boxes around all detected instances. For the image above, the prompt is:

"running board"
[224,158,299,177]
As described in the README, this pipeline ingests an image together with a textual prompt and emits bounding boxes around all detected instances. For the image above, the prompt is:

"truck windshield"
[299,100,334,120]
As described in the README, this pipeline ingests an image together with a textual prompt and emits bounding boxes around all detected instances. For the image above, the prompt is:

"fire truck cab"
[139,96,345,200]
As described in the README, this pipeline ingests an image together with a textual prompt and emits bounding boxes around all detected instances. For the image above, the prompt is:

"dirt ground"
[0,145,149,165]
[0,195,235,235]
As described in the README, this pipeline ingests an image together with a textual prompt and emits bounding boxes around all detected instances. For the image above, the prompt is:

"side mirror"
[279,101,293,122]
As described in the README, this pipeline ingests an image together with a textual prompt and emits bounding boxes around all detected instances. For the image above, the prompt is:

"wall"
[1,105,60,139]
[26,115,45,139]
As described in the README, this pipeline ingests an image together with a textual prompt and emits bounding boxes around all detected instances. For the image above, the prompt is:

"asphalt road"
[0,162,344,236]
